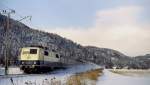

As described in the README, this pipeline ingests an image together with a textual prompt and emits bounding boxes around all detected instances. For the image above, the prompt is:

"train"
[19,46,65,73]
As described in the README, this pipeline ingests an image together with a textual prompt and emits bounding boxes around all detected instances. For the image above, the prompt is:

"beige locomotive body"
[19,47,62,73]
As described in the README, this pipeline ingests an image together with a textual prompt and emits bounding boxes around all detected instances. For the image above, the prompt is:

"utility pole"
[0,9,15,75]
[1,9,32,75]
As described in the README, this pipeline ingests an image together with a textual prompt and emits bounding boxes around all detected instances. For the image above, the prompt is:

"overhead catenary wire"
[1,4,32,22]
[1,4,41,30]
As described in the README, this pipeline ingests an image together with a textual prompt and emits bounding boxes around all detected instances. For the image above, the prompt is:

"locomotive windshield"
[30,49,37,54]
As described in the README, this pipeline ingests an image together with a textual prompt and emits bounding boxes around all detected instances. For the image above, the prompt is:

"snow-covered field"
[97,69,150,85]
[0,67,4,75]
[110,69,150,77]
[1,65,150,85]
[0,64,101,85]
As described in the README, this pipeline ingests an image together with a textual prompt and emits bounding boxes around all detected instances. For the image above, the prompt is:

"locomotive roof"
[24,45,48,49]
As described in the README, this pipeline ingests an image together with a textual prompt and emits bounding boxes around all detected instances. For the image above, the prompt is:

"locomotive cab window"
[56,54,59,58]
[44,51,49,56]
[30,49,37,54]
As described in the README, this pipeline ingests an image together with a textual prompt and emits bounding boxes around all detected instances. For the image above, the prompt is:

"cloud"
[95,6,141,26]
[46,6,150,56]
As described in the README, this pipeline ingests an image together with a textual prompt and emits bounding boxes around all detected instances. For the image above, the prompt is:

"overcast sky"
[0,0,150,56]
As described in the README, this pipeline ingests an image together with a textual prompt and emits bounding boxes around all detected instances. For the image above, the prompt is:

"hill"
[0,14,148,69]
[135,54,150,68]
[85,46,147,69]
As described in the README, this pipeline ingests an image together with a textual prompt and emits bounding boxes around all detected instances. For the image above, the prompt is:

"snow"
[0,67,4,75]
[0,67,23,75]
[8,67,24,74]
[1,65,150,85]
[0,64,101,85]
[96,69,150,85]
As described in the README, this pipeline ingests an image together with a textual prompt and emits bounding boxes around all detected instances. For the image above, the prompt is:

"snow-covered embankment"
[0,64,102,85]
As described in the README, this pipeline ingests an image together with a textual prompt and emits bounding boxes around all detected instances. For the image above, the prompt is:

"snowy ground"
[110,69,150,77]
[0,64,101,85]
[1,65,150,85]
[0,67,4,75]
[96,69,150,85]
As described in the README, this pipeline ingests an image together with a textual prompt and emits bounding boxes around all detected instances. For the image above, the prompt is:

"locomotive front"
[19,47,43,72]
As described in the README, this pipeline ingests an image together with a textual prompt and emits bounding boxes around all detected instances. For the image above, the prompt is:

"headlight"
[34,61,36,64]
[22,62,24,64]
